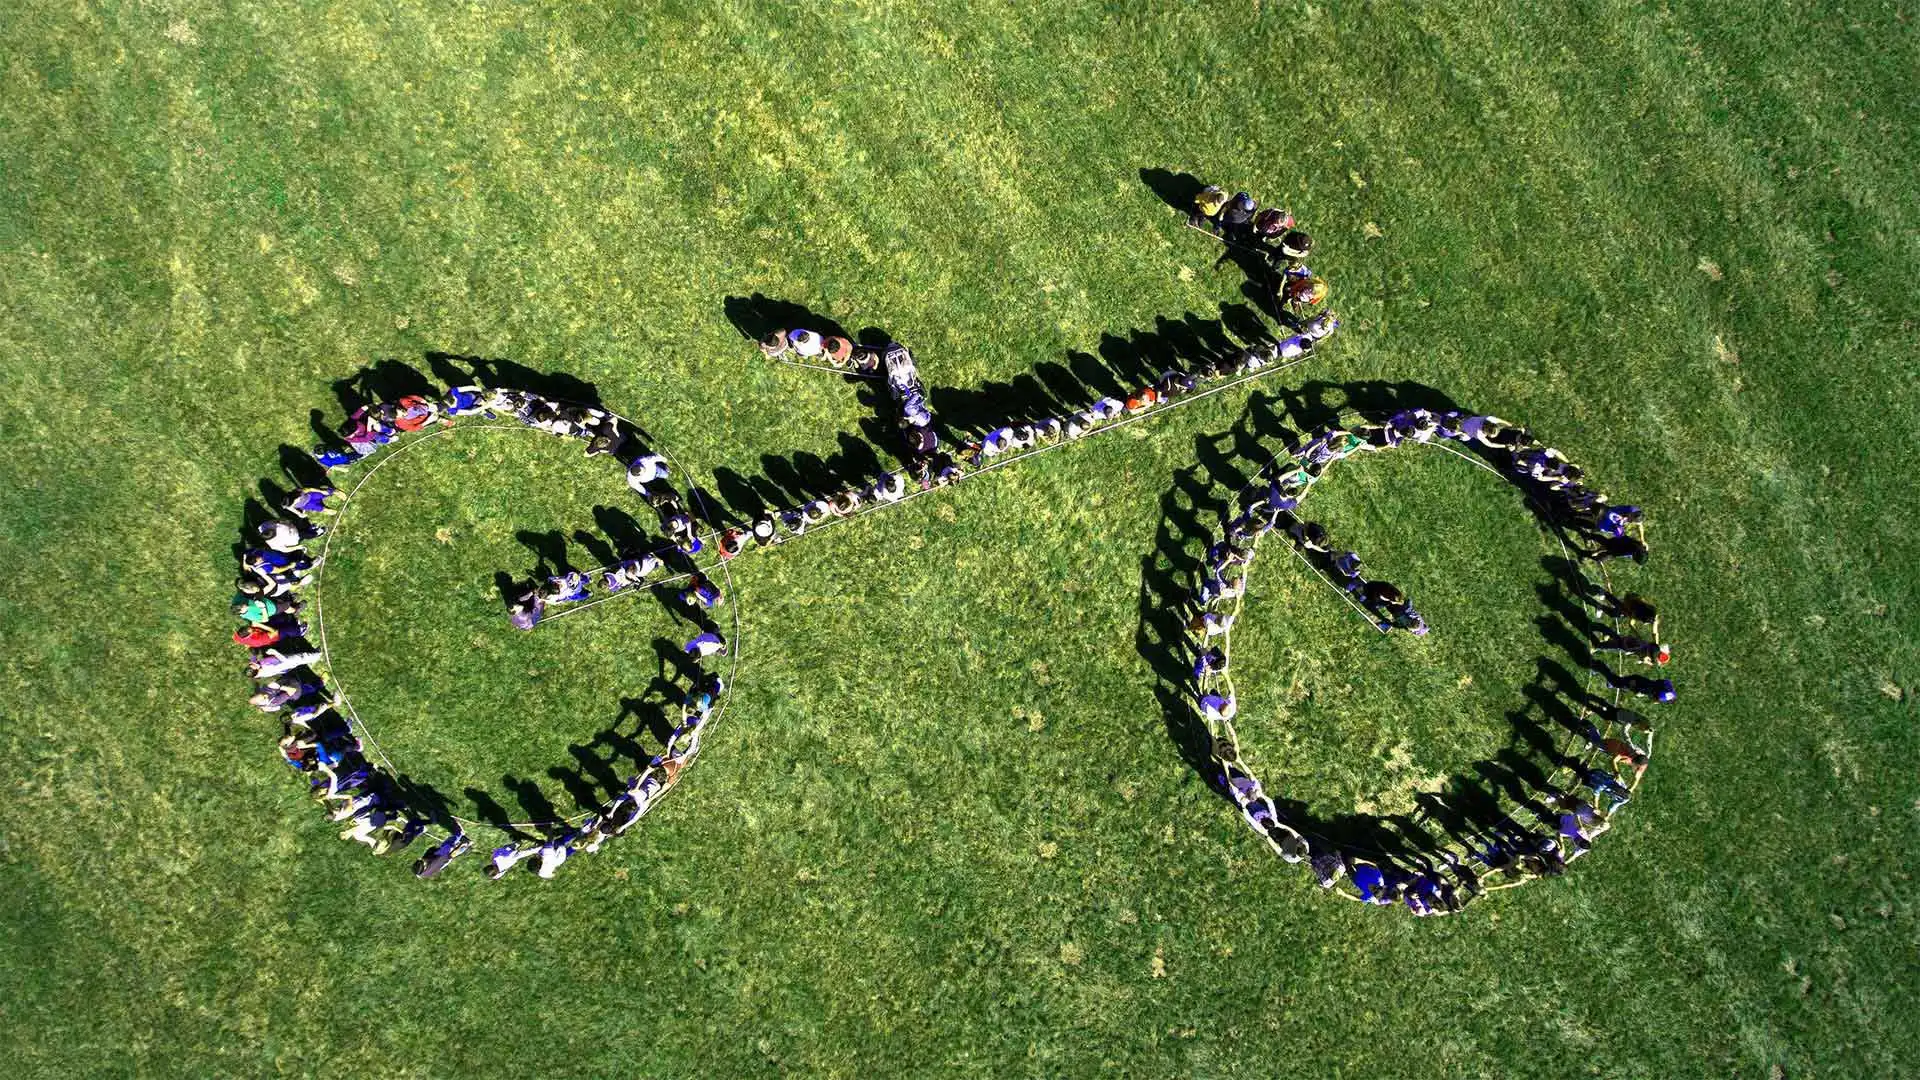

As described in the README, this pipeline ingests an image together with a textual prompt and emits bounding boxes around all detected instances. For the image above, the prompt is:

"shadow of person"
[620,692,677,746]
[710,466,774,522]
[501,773,562,827]
[515,528,576,577]
[332,358,440,417]
[546,754,611,814]
[280,444,332,490]
[571,528,618,568]
[591,505,655,557]
[723,294,857,343]
[426,351,604,409]
[1138,167,1207,213]
[464,786,539,840]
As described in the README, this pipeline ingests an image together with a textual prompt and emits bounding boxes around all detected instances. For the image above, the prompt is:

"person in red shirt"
[234,624,280,648]
[391,395,439,432]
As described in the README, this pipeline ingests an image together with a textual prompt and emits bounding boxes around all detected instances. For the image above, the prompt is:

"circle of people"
[237,387,733,880]
[1182,407,1670,915]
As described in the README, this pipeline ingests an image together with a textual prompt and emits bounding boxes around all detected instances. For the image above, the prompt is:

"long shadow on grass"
[1137,380,1620,881]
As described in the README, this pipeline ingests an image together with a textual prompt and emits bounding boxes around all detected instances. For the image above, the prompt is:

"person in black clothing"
[1220,192,1258,241]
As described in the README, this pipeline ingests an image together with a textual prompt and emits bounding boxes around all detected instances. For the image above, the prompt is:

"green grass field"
[2,1,1916,1075]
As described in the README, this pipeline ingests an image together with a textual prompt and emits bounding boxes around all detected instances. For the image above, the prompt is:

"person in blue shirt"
[1352,863,1392,905]
[1330,551,1363,591]
[682,574,722,609]
[313,444,363,469]
[442,385,487,418]
[1580,765,1633,812]
[1591,504,1642,538]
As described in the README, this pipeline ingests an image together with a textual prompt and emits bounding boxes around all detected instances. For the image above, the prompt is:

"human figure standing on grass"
[488,843,535,880]
[1597,591,1658,630]
[414,830,471,879]
[1609,672,1675,703]
[1190,185,1228,230]
[535,834,574,879]
[543,571,590,604]
[1585,533,1647,565]
[508,581,544,630]
[684,631,727,659]
[1219,192,1258,240]
[1594,631,1670,666]
[248,648,323,679]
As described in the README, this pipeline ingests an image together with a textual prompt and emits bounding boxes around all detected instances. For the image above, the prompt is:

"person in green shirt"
[233,595,297,624]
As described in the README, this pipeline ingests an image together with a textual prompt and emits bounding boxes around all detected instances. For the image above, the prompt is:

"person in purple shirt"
[1558,812,1594,856]
[413,830,472,878]
[508,582,544,630]
[1311,849,1345,888]
[684,632,727,658]
[487,843,534,880]
[1192,647,1228,680]
[602,553,662,592]
[1224,771,1261,808]
[544,571,591,604]
[285,486,338,518]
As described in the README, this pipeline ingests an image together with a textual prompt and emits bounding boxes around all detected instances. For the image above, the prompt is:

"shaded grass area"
[0,0,1915,1076]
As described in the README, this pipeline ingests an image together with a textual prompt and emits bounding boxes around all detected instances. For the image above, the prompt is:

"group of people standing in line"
[742,213,1337,538]
[238,384,733,879]
[1178,400,1671,914]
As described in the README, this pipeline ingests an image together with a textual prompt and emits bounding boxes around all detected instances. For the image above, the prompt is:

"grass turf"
[1,1,1916,1075]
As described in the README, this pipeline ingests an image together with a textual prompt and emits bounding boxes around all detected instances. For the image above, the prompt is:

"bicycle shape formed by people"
[233,178,1670,911]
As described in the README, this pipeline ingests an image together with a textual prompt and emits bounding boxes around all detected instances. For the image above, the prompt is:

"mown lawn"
[1,1,1915,1076]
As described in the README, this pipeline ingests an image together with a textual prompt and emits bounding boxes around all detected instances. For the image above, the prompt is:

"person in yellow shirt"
[1190,185,1228,230]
